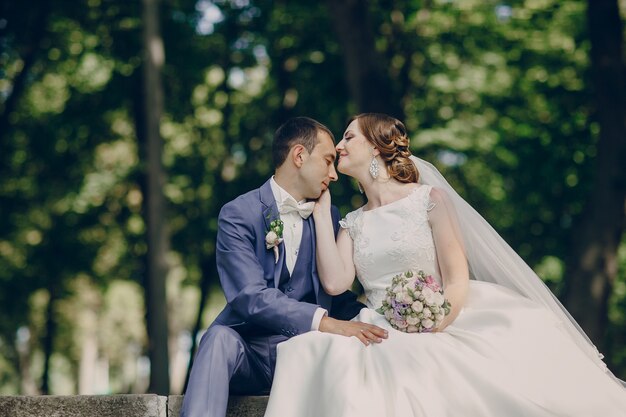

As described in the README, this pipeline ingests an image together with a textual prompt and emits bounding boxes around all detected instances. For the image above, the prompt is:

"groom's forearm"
[311,307,328,331]
[228,283,320,336]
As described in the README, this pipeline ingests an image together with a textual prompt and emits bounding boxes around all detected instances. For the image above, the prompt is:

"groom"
[181,117,387,417]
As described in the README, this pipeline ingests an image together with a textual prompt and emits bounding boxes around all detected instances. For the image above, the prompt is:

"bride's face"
[336,119,374,177]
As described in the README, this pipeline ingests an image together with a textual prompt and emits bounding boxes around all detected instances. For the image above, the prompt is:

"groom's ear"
[291,144,307,168]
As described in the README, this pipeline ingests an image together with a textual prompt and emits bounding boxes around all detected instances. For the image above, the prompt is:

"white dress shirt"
[270,177,327,331]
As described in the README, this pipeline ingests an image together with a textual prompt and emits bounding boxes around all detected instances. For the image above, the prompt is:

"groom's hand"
[319,316,388,346]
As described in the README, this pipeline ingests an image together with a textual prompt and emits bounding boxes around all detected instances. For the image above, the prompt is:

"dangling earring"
[357,182,364,194]
[369,157,379,179]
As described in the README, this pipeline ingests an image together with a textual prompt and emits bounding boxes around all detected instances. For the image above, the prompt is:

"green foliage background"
[1,0,625,393]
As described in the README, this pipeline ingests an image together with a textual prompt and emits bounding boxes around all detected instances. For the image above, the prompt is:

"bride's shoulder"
[412,185,448,212]
[338,207,364,237]
[424,186,456,221]
[340,207,363,223]
[427,186,447,205]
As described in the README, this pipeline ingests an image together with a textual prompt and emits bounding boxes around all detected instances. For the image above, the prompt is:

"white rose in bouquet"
[406,316,420,326]
[421,319,435,330]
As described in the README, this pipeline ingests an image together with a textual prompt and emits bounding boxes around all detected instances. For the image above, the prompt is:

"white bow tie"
[278,199,315,219]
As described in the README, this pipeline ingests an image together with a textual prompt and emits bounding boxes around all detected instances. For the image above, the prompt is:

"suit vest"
[277,217,316,305]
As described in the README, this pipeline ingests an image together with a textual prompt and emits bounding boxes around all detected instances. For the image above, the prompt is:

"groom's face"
[298,131,338,199]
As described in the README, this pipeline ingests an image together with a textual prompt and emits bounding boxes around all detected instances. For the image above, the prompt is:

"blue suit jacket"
[213,179,363,338]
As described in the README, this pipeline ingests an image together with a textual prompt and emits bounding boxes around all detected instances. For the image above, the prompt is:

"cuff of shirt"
[311,307,328,331]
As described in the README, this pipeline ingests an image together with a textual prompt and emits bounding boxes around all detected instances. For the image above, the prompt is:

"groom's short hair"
[272,117,335,168]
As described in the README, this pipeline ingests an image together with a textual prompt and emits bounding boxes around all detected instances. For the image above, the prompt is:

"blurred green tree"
[1,0,625,393]
[560,0,626,355]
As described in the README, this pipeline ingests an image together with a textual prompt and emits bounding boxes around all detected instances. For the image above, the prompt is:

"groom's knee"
[199,325,245,362]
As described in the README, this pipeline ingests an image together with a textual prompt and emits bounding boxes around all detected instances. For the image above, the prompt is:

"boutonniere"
[265,219,284,264]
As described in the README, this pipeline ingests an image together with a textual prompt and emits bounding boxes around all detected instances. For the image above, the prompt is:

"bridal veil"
[411,155,624,386]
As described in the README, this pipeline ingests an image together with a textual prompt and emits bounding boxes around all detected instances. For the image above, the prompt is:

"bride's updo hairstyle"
[351,113,419,183]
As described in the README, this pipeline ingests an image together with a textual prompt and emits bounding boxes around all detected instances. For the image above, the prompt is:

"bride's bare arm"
[312,190,356,295]
[313,190,388,345]
[428,187,470,331]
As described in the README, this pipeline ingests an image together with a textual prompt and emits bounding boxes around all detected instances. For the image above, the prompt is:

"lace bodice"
[340,185,440,309]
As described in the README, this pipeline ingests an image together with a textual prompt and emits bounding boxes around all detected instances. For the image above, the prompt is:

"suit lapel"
[260,179,285,289]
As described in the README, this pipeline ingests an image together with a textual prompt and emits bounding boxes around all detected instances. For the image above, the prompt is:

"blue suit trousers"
[180,325,288,417]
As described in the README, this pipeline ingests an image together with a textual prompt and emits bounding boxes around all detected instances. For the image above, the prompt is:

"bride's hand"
[313,188,332,218]
[432,325,446,333]
[432,316,453,332]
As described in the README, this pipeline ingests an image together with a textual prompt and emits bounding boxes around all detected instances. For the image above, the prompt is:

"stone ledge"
[168,395,268,417]
[0,394,167,417]
[0,395,269,417]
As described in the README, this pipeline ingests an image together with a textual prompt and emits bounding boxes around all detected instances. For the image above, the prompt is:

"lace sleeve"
[338,209,361,240]
[424,185,437,212]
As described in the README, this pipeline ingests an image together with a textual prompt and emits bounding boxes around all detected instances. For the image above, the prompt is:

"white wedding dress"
[264,185,626,417]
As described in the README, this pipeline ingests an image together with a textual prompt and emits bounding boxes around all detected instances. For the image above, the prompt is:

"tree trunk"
[562,0,626,352]
[141,0,170,395]
[78,303,99,394]
[15,325,38,394]
[0,2,50,143]
[40,286,57,394]
[324,0,403,118]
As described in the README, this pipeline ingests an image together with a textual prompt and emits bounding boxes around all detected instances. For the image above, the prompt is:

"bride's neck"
[361,178,413,209]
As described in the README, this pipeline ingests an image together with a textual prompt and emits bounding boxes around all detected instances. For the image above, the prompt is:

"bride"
[263,113,626,416]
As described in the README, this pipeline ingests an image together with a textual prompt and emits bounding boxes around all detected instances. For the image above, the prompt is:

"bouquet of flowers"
[376,270,451,333]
